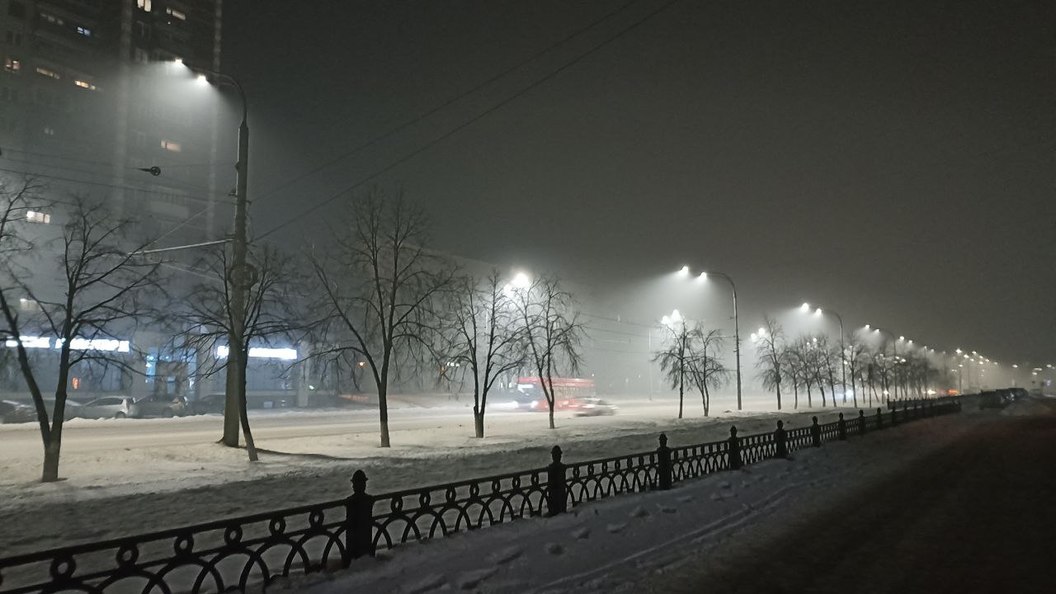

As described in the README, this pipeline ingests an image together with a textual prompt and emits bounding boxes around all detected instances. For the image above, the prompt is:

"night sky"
[220,0,1054,365]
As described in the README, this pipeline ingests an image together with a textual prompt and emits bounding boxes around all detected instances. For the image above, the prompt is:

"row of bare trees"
[754,317,940,411]
[1,179,586,481]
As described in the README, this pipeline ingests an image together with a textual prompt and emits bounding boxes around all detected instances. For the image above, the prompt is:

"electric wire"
[252,0,643,204]
[255,0,683,241]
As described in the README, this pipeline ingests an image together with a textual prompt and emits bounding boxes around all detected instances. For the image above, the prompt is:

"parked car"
[132,394,188,418]
[574,398,617,417]
[0,400,36,424]
[190,393,226,415]
[78,396,136,419]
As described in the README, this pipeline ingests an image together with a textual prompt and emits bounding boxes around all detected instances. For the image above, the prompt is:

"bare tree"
[174,244,303,461]
[753,315,785,410]
[310,189,451,447]
[688,327,729,416]
[443,270,525,438]
[511,275,584,430]
[843,336,867,409]
[653,313,693,419]
[0,187,161,482]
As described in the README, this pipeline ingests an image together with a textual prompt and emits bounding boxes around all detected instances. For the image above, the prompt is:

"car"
[78,396,136,419]
[0,400,36,424]
[190,393,226,415]
[132,393,188,418]
[574,398,616,417]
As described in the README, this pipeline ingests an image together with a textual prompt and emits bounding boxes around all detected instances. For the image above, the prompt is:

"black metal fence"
[0,397,962,593]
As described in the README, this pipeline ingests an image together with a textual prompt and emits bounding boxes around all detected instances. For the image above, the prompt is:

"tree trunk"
[776,378,782,411]
[378,384,391,447]
[473,407,485,438]
[239,356,258,462]
[702,384,710,417]
[678,371,684,419]
[42,435,61,482]
[222,347,242,447]
[548,405,555,430]
[807,384,813,408]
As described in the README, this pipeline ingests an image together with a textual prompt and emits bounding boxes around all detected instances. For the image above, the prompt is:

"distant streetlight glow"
[800,303,811,313]
[511,271,531,289]
[678,265,690,277]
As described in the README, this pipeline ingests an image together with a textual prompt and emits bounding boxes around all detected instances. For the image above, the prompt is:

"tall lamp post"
[187,65,252,447]
[678,266,742,410]
[800,303,847,405]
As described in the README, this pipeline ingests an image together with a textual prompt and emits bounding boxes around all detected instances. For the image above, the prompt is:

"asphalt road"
[657,414,1056,593]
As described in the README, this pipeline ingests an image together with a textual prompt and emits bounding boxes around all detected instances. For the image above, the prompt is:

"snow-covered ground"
[1,394,862,557]
[272,409,995,593]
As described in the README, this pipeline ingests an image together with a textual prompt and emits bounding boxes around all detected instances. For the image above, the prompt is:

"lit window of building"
[76,26,92,37]
[74,79,97,91]
[35,66,60,79]
[43,126,55,136]
[137,0,152,12]
[3,57,20,73]
[160,139,182,152]
[166,8,186,21]
[26,210,51,224]
[39,12,65,26]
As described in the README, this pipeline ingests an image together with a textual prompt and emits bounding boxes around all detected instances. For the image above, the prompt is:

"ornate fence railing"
[0,397,963,594]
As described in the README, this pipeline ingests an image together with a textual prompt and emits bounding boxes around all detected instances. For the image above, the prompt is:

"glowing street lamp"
[675,266,742,410]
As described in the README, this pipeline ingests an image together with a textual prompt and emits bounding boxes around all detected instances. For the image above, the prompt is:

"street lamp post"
[801,303,847,406]
[685,269,741,411]
[190,67,252,448]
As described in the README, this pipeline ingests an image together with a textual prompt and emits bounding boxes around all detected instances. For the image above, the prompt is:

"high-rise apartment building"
[1,0,235,401]
[0,0,228,245]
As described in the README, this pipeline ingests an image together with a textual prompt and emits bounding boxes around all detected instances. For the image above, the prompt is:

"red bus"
[516,377,595,411]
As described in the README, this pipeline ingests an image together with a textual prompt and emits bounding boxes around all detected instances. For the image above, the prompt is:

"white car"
[78,396,136,419]
[574,398,617,417]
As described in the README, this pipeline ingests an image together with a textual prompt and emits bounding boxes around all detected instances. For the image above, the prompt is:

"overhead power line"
[253,0,643,204]
[256,0,683,240]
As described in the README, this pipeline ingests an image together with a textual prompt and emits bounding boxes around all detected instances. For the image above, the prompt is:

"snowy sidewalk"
[274,412,985,593]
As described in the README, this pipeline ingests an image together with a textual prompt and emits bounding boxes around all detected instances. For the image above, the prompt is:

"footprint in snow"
[607,522,628,534]
[457,567,498,590]
[545,542,565,555]
[630,506,650,518]
[486,546,523,565]
[571,526,591,540]
[403,573,446,594]
[657,504,677,514]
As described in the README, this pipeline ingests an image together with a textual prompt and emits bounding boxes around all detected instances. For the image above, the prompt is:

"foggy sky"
[221,0,1055,365]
